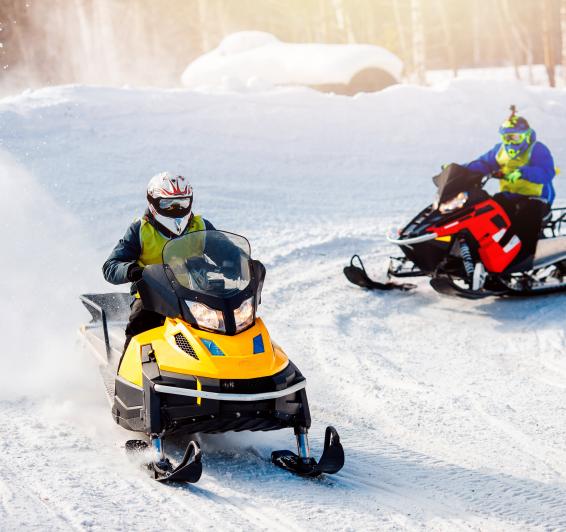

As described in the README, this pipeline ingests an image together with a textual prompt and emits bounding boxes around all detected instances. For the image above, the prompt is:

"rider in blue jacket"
[463,106,556,257]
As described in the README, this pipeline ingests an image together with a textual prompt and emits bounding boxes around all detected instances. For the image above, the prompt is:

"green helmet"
[498,105,534,159]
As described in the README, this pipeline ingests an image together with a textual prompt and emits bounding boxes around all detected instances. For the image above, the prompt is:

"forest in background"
[1,0,566,94]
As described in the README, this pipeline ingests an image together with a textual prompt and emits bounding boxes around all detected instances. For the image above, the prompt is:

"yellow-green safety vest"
[496,143,543,198]
[137,214,206,267]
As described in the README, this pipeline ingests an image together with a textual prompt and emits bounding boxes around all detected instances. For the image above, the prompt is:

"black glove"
[126,263,144,282]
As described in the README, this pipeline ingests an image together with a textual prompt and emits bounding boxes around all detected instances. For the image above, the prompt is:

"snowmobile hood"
[119,317,289,386]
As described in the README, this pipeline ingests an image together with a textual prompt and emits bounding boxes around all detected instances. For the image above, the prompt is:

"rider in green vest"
[462,106,556,258]
[103,172,215,352]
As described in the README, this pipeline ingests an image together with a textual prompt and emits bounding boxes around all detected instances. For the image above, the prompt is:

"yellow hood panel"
[118,317,289,386]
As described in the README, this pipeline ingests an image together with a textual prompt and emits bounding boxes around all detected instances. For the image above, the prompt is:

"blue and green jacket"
[103,212,215,285]
[465,138,556,204]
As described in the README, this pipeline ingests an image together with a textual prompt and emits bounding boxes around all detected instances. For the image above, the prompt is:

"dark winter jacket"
[103,213,215,285]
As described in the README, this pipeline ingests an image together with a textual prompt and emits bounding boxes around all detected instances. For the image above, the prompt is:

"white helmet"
[147,172,193,236]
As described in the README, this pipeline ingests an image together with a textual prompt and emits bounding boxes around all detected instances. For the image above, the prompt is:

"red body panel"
[429,199,521,273]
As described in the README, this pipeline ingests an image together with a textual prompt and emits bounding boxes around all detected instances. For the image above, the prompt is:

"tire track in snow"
[261,230,566,530]
[328,424,566,530]
[0,470,79,532]
[0,401,295,532]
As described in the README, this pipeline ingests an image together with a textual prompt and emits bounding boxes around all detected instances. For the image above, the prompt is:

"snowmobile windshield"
[163,230,252,298]
[433,164,484,204]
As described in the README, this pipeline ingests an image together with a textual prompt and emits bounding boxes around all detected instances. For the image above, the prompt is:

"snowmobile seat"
[531,236,566,269]
[506,236,566,273]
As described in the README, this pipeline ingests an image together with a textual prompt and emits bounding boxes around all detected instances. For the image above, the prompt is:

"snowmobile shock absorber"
[294,427,311,463]
[151,435,165,461]
[459,238,475,279]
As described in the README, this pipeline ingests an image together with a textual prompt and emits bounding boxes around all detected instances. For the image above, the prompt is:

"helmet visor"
[502,132,527,144]
[157,197,193,217]
[159,197,192,210]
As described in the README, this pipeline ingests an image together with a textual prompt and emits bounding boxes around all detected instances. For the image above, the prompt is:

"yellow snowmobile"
[80,230,344,483]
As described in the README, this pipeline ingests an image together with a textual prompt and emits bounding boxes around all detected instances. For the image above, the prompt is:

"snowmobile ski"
[154,441,202,483]
[271,426,345,477]
[429,277,497,299]
[344,255,416,291]
[126,438,203,483]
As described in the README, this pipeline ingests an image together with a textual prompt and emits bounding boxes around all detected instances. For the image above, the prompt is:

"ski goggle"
[158,197,192,212]
[501,132,527,144]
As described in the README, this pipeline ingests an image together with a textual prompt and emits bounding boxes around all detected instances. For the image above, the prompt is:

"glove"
[506,169,522,183]
[126,263,144,282]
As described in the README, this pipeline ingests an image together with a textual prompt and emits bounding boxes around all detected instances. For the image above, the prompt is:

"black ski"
[155,441,202,483]
[125,439,202,483]
[429,277,497,299]
[344,255,416,291]
[271,426,345,477]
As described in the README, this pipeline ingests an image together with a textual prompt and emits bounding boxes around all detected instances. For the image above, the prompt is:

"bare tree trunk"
[472,0,481,66]
[393,0,409,80]
[410,0,426,84]
[436,0,457,77]
[501,0,534,83]
[196,0,210,52]
[542,0,556,87]
[331,0,355,43]
[495,0,520,80]
[525,27,534,85]
[561,0,566,86]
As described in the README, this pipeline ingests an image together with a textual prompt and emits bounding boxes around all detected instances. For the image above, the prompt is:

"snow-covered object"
[181,31,403,94]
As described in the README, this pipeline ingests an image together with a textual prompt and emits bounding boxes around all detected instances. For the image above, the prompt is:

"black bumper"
[112,347,311,435]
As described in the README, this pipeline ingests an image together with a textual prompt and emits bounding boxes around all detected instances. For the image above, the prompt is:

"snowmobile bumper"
[112,344,311,435]
[386,232,438,246]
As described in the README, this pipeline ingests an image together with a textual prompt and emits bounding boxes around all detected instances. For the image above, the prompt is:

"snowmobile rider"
[102,172,216,352]
[461,106,556,258]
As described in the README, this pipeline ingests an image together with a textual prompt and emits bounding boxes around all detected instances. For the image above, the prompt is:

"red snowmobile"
[345,164,566,299]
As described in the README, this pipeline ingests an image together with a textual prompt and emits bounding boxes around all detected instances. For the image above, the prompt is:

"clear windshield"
[163,230,251,297]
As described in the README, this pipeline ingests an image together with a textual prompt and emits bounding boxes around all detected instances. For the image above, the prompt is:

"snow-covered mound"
[1,79,566,530]
[181,31,403,93]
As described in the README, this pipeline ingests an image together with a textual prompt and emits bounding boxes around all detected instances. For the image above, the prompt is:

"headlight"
[234,296,254,332]
[438,192,468,214]
[186,300,225,333]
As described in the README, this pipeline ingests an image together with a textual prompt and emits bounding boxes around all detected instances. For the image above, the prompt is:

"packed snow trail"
[1,81,566,530]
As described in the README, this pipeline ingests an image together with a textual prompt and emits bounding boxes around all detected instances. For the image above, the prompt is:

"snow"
[217,31,279,55]
[1,78,566,530]
[181,31,403,90]
[428,65,566,88]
